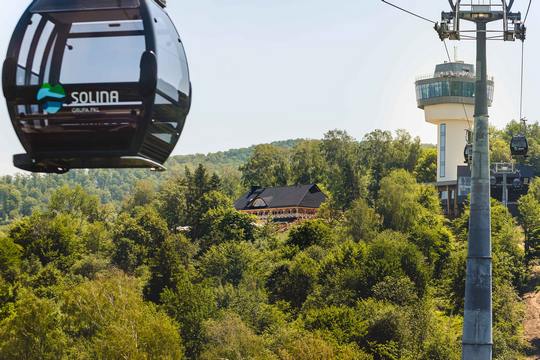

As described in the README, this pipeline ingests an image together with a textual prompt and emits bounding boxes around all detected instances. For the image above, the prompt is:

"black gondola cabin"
[2,0,192,173]
[510,135,528,157]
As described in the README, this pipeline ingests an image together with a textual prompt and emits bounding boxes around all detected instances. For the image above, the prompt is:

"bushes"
[0,273,184,360]
[0,291,67,360]
[64,273,184,359]
[0,158,530,360]
[287,219,334,250]
[200,313,276,360]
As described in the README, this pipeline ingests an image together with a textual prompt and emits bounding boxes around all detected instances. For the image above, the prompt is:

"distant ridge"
[166,139,304,168]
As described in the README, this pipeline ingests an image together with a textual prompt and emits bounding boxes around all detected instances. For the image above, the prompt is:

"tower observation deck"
[415,61,494,215]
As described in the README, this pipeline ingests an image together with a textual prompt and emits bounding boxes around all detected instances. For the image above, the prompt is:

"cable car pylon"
[435,1,526,359]
[381,0,529,358]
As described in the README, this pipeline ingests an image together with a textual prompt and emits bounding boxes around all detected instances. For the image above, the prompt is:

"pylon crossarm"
[437,0,525,43]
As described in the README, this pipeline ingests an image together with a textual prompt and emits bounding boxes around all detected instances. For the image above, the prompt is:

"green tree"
[359,129,422,198]
[112,206,169,273]
[267,253,320,309]
[161,272,216,359]
[278,332,374,360]
[145,234,197,303]
[199,207,256,251]
[200,242,258,287]
[214,280,287,334]
[155,176,187,230]
[240,144,291,187]
[321,130,368,209]
[302,306,369,345]
[492,282,526,359]
[0,184,21,222]
[63,272,184,359]
[343,198,381,242]
[48,185,100,222]
[372,276,419,306]
[364,232,429,299]
[185,166,226,239]
[456,199,527,289]
[377,169,425,232]
[80,221,113,257]
[9,212,82,270]
[519,181,540,263]
[490,137,512,163]
[200,313,275,360]
[414,147,437,183]
[291,140,327,185]
[287,219,334,251]
[124,179,156,209]
[0,291,67,360]
[0,236,21,282]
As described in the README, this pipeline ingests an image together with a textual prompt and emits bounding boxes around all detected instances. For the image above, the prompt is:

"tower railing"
[415,73,495,82]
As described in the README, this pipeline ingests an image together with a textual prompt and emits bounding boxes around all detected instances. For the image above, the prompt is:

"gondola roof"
[30,0,141,13]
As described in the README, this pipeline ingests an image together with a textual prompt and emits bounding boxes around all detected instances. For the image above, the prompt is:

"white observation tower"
[415,60,494,215]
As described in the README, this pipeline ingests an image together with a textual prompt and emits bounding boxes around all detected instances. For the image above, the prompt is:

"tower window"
[440,124,446,178]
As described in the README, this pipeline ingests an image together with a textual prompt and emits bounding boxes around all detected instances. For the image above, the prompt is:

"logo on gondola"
[37,83,66,114]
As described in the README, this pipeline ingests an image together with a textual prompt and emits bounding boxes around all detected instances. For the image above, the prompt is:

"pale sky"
[0,0,537,174]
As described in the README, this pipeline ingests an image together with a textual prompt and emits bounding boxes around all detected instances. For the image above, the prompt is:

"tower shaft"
[462,20,492,360]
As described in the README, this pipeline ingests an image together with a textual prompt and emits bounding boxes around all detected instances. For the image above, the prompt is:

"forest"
[0,121,539,359]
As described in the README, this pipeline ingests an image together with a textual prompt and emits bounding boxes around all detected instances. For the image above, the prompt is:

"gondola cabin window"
[17,14,49,85]
[147,0,189,100]
[60,22,145,84]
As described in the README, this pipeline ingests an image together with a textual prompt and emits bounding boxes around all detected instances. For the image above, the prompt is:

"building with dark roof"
[234,184,327,223]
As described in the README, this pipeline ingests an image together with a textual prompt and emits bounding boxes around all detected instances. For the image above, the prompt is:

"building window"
[440,124,446,178]
[440,190,448,201]
[458,176,471,197]
[251,198,266,208]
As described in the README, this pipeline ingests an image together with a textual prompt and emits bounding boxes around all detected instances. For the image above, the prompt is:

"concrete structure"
[415,61,494,216]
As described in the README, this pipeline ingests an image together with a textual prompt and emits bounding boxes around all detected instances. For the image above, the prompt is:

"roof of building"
[234,184,327,211]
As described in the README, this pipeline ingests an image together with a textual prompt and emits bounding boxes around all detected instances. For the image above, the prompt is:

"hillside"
[0,139,302,221]
[0,120,538,224]
[167,139,302,170]
[0,127,538,359]
[524,266,540,358]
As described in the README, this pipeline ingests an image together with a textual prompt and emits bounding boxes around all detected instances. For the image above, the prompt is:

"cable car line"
[443,39,452,61]
[380,0,437,24]
[511,19,529,158]
[520,41,525,120]
[524,0,532,23]
[442,40,473,132]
